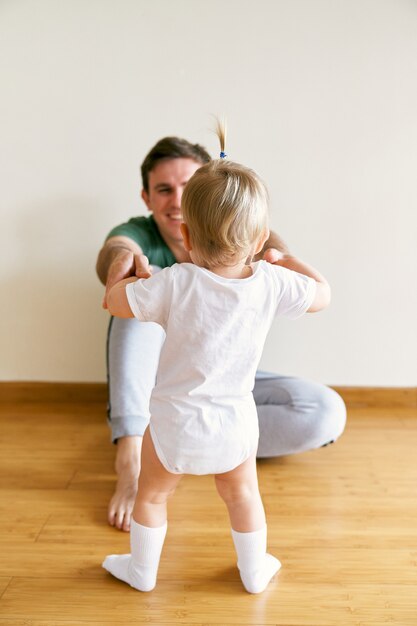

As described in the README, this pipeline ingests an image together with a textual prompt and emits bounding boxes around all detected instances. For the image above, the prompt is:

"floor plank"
[1,577,416,624]
[0,399,416,624]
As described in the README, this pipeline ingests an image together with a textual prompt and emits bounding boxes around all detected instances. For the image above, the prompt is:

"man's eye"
[159,188,171,194]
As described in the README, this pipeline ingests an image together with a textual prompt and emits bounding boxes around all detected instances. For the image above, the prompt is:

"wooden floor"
[0,393,416,625]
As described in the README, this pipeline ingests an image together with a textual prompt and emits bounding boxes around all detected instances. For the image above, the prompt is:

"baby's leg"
[215,455,281,593]
[103,428,182,591]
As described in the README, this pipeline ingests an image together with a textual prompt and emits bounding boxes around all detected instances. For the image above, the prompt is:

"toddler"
[102,125,331,593]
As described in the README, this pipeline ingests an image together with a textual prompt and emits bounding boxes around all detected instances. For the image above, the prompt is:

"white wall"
[1,0,416,386]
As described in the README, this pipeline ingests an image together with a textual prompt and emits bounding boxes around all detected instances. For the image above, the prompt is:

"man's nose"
[171,188,182,209]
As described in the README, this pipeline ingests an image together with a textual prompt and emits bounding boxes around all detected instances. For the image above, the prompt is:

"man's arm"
[96,236,151,308]
[96,236,143,285]
[254,230,290,261]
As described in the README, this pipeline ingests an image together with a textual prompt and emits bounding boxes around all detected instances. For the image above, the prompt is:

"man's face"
[141,158,203,246]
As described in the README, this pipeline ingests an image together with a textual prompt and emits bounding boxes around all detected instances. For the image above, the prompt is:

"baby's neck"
[204,261,253,280]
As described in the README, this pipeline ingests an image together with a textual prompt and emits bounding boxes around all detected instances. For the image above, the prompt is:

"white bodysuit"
[126,261,316,475]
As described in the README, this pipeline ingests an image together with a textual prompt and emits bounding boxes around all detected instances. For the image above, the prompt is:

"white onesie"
[126,261,316,475]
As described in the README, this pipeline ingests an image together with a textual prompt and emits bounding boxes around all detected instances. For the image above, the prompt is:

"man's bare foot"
[108,436,142,532]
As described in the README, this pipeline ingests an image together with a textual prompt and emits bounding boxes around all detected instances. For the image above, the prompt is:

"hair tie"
[220,151,227,159]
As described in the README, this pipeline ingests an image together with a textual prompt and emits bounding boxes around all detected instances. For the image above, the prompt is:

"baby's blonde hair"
[181,123,269,267]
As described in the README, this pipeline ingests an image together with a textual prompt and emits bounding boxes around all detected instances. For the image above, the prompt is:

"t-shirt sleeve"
[106,217,153,251]
[270,264,317,319]
[105,216,176,268]
[125,266,174,328]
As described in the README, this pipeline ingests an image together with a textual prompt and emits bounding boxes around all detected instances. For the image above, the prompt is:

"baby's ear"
[180,223,192,251]
[141,188,152,211]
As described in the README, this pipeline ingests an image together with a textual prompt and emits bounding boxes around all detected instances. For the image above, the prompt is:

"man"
[96,137,346,532]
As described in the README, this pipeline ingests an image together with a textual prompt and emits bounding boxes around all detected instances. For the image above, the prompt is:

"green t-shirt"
[106,215,176,268]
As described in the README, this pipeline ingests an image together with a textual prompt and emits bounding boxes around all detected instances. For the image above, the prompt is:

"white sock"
[231,526,281,594]
[102,519,167,592]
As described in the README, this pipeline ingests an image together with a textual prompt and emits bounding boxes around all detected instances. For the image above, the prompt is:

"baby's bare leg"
[103,428,181,591]
[215,455,281,593]
[133,428,182,527]
[215,454,265,532]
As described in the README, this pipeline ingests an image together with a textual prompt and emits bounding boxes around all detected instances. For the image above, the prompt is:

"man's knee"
[293,385,347,451]
[317,387,347,445]
[256,380,347,457]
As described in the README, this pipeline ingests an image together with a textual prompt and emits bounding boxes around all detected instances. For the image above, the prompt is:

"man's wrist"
[108,243,135,257]
[99,245,133,283]
[108,245,135,268]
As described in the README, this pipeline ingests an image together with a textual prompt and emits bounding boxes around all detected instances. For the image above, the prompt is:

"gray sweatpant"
[106,317,346,457]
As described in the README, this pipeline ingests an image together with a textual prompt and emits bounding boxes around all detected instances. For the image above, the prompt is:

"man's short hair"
[141,137,211,192]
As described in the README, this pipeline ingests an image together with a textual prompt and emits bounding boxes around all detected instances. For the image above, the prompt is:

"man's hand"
[254,230,289,262]
[132,253,152,279]
[103,252,152,309]
[262,247,285,266]
[263,248,301,271]
[263,248,331,312]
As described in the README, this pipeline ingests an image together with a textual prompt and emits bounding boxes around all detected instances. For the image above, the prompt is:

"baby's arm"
[107,277,138,318]
[264,249,331,312]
